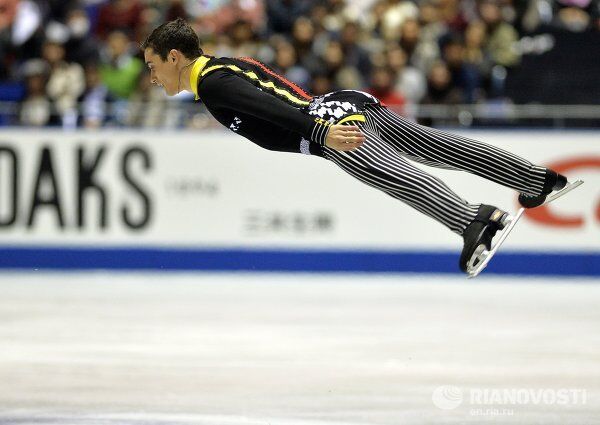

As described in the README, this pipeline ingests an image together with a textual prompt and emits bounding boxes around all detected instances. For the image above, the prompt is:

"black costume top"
[190,55,379,157]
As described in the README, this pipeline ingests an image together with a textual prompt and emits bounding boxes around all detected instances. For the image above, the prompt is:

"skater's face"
[144,47,186,96]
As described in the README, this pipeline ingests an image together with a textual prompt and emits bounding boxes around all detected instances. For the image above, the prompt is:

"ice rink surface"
[0,273,599,425]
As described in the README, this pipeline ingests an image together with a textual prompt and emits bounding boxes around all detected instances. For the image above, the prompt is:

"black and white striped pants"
[322,104,548,235]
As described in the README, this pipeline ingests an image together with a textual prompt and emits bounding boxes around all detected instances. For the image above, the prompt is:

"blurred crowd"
[0,0,598,128]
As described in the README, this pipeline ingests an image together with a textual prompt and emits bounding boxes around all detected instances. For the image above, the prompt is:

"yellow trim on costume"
[337,114,366,124]
[190,56,211,100]
[253,79,309,106]
[197,63,310,106]
[200,64,228,77]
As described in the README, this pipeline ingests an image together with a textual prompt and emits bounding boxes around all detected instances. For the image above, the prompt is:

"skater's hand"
[325,125,366,151]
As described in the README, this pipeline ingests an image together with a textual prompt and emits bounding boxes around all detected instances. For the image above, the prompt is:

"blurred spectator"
[1,0,45,72]
[0,0,18,31]
[416,1,446,71]
[308,2,328,36]
[99,30,143,100]
[165,0,187,22]
[438,0,470,33]
[95,0,144,40]
[9,0,43,48]
[0,0,17,79]
[339,21,372,78]
[380,0,419,41]
[344,0,380,24]
[464,20,488,70]
[464,19,512,100]
[138,5,163,47]
[399,17,439,72]
[367,66,406,112]
[65,8,100,65]
[320,39,363,90]
[520,0,554,32]
[127,73,169,128]
[225,19,260,57]
[80,63,112,129]
[42,37,85,128]
[399,18,420,60]
[385,44,426,104]
[441,35,480,103]
[479,0,521,68]
[211,33,234,57]
[290,17,321,75]
[98,30,144,126]
[197,0,265,36]
[422,60,463,106]
[266,0,314,34]
[272,39,311,89]
[555,2,593,32]
[363,0,390,40]
[19,59,51,126]
[318,0,353,33]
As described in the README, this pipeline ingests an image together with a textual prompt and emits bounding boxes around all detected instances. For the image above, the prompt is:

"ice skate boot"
[519,169,576,208]
[460,205,510,274]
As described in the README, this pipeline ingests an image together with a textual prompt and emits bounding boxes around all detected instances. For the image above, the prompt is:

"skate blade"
[544,180,584,205]
[466,244,487,271]
[467,208,525,279]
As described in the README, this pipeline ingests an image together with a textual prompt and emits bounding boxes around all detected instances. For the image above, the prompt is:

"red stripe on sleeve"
[237,57,313,101]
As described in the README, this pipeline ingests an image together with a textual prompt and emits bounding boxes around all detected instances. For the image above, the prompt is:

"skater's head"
[142,18,203,96]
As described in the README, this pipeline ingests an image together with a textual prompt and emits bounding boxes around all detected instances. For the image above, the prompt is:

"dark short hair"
[141,18,202,61]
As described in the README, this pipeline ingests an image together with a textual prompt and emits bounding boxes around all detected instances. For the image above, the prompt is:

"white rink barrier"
[0,129,598,275]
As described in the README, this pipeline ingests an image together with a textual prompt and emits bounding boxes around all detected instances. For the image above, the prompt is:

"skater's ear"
[169,49,180,64]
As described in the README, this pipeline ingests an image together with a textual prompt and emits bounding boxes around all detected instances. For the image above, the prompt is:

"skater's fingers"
[334,134,364,143]
[338,125,361,132]
[332,125,363,136]
[339,129,364,138]
[325,125,365,150]
[341,130,365,138]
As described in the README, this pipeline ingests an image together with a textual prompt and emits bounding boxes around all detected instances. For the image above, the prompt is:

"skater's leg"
[323,124,480,235]
[365,104,548,196]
